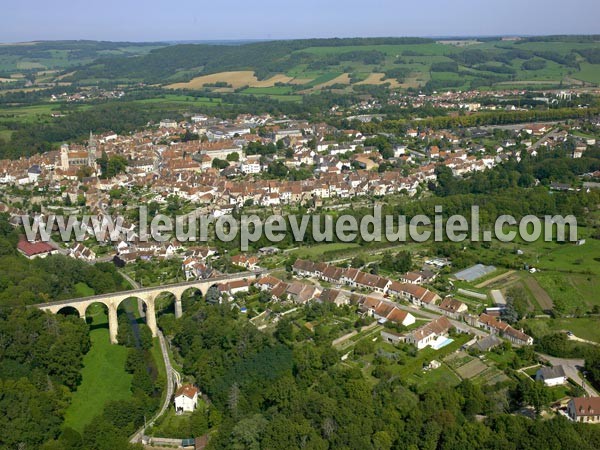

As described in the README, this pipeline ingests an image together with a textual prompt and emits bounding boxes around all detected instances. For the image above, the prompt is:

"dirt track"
[475,270,515,289]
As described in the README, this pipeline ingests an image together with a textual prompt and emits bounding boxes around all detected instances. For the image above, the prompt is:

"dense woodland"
[0,213,159,449]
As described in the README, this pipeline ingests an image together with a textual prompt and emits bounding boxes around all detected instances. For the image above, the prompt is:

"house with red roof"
[17,239,56,259]
[174,384,199,414]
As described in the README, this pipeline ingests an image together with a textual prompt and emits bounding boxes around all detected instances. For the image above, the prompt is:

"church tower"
[88,131,97,169]
[60,144,69,170]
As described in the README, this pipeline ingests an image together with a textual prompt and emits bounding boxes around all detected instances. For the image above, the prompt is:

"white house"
[174,384,199,413]
[535,365,567,387]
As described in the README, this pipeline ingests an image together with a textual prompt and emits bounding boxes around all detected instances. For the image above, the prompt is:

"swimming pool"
[431,336,454,350]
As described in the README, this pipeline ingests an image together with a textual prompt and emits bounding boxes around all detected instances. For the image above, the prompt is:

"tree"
[205,286,221,304]
[519,379,550,414]
[226,152,240,162]
[212,158,229,169]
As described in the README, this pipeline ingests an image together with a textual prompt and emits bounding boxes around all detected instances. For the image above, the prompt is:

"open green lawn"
[409,363,461,389]
[63,308,133,433]
[136,94,222,104]
[0,103,62,121]
[534,271,598,314]
[241,86,294,95]
[298,43,457,57]
[291,242,361,259]
[370,334,471,382]
[148,401,207,438]
[524,317,600,343]
[535,238,600,275]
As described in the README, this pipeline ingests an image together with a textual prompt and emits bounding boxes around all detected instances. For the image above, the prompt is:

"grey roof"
[28,165,42,174]
[473,334,502,352]
[453,264,496,282]
[536,365,566,380]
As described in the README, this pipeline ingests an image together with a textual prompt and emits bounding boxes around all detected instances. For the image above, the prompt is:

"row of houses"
[472,313,533,346]
[292,259,442,306]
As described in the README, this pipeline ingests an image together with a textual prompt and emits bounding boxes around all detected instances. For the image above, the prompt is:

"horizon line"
[1,33,599,45]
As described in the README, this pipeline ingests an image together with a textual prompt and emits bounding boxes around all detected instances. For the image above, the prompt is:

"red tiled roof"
[17,240,54,257]
[175,384,199,399]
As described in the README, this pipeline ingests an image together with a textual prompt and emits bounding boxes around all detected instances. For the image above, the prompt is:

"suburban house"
[231,254,259,270]
[319,288,351,306]
[381,329,405,345]
[220,279,251,296]
[292,259,442,307]
[535,366,567,387]
[293,259,317,277]
[255,275,282,291]
[471,334,502,352]
[360,298,416,327]
[69,242,97,262]
[437,297,468,319]
[286,282,319,304]
[568,397,600,423]
[174,384,199,414]
[405,316,453,350]
[401,271,423,284]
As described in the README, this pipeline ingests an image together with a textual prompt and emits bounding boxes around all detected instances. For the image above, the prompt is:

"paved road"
[130,330,176,444]
[124,269,181,444]
[537,353,598,397]
[528,128,562,152]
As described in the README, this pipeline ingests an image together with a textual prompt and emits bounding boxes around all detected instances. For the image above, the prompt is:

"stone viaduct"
[36,271,262,344]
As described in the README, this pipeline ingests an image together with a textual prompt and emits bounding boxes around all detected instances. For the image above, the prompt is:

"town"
[1,30,600,450]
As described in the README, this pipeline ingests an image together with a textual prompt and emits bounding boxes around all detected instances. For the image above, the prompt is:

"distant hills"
[0,40,166,74]
[1,36,599,92]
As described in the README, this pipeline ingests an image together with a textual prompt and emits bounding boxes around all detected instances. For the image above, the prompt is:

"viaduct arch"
[37,271,262,344]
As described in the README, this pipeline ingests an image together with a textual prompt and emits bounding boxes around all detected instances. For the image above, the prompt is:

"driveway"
[537,353,598,397]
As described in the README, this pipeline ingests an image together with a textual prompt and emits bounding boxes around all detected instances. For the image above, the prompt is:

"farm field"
[444,351,510,385]
[167,71,314,90]
[158,39,600,97]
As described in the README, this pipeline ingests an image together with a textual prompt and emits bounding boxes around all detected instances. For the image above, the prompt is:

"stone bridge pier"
[35,271,262,343]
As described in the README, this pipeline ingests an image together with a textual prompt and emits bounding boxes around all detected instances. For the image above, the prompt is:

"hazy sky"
[3,0,599,42]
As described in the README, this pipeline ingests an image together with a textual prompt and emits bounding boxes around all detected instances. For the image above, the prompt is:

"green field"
[241,86,295,95]
[135,94,222,104]
[0,41,164,73]
[291,242,361,259]
[524,317,600,343]
[63,307,133,433]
